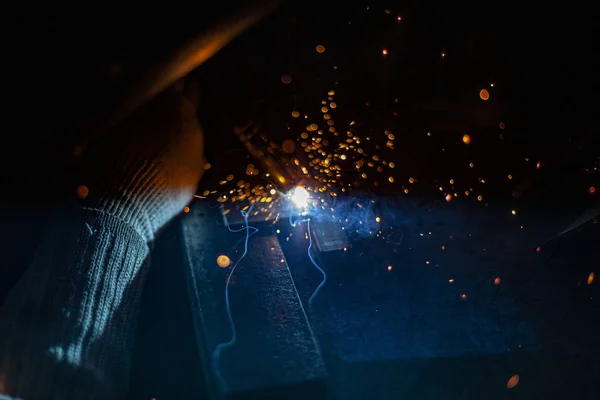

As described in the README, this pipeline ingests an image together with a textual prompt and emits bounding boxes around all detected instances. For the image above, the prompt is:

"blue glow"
[307,218,327,307]
[289,201,309,227]
[212,204,256,391]
[287,203,327,307]
[309,195,381,240]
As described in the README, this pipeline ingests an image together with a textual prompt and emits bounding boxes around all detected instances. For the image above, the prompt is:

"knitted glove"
[0,82,204,399]
[78,83,204,242]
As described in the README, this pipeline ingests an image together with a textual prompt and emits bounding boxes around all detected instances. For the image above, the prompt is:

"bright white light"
[291,186,310,208]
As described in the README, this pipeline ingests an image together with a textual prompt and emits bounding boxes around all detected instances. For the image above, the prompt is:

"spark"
[216,255,231,268]
[76,185,89,200]
[507,375,520,389]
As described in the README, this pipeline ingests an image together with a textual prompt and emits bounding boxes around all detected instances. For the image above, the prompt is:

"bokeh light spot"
[282,139,297,154]
[217,255,231,268]
[76,185,89,200]
[506,374,520,389]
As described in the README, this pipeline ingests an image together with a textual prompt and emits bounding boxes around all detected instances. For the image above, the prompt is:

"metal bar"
[180,204,327,399]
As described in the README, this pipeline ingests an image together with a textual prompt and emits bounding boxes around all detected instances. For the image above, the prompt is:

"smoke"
[308,192,449,244]
[310,193,381,240]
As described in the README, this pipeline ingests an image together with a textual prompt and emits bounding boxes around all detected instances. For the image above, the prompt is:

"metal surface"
[310,219,350,252]
[180,204,327,399]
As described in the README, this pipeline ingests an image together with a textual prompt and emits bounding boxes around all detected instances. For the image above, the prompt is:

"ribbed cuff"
[0,208,150,399]
[80,155,170,244]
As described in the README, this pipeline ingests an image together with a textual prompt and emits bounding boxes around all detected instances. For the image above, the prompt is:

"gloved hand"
[76,81,204,242]
[0,81,205,400]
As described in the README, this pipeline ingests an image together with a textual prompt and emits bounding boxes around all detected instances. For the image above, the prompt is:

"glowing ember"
[216,255,231,268]
[506,374,520,389]
[76,185,89,200]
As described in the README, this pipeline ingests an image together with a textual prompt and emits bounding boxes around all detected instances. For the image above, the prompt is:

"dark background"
[5,0,598,192]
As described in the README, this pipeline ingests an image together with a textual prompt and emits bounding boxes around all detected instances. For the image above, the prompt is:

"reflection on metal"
[310,219,350,252]
[543,204,600,246]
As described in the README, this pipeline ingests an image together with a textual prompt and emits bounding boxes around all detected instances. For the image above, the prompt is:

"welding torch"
[75,0,281,155]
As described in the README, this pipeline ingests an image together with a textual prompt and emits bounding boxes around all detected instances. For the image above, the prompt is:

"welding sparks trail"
[212,203,256,391]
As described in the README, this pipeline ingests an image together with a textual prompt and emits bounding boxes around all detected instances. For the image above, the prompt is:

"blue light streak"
[212,204,256,391]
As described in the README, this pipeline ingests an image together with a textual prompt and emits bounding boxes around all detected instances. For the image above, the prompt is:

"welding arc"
[212,204,257,391]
